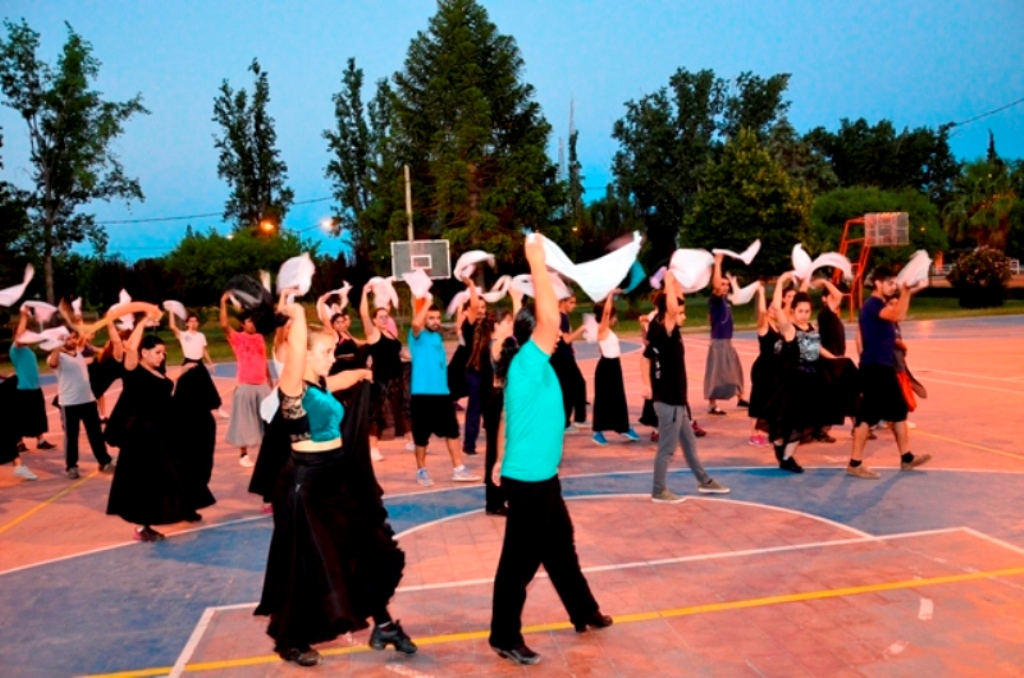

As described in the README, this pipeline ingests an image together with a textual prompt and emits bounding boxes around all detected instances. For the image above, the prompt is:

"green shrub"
[946,246,1012,308]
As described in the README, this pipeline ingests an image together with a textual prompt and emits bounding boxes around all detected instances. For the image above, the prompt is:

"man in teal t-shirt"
[10,307,53,454]
[488,236,611,666]
[407,300,479,487]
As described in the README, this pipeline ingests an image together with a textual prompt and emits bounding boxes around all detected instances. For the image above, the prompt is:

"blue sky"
[1,1,1021,261]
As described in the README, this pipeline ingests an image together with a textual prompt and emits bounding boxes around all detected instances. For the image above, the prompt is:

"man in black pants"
[48,329,115,479]
[489,237,612,666]
[550,293,588,432]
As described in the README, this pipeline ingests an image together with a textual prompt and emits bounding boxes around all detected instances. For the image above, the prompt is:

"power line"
[949,96,1024,129]
[97,196,333,225]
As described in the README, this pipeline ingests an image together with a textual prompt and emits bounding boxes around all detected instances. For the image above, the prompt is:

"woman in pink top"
[220,292,273,467]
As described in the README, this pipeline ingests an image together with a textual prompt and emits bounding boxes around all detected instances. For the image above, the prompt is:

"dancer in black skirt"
[9,307,55,453]
[591,290,639,445]
[249,307,295,509]
[746,283,779,447]
[0,373,39,481]
[459,277,488,455]
[256,300,413,668]
[172,342,222,520]
[106,307,214,540]
[88,327,126,423]
[360,285,410,461]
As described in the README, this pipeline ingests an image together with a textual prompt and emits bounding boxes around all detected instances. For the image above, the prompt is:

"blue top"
[280,380,344,443]
[858,296,896,367]
[408,328,449,395]
[9,345,40,390]
[709,294,734,340]
[502,339,564,482]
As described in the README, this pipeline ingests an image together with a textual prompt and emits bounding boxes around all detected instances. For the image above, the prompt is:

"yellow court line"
[0,469,100,536]
[914,429,1024,462]
[84,564,1024,678]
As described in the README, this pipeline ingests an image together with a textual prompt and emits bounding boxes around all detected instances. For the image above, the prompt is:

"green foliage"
[765,119,838,195]
[683,129,812,277]
[390,0,561,263]
[611,68,791,266]
[0,129,32,284]
[804,118,960,206]
[213,59,294,233]
[810,186,947,268]
[943,158,1019,251]
[0,19,148,302]
[947,246,1012,308]
[163,228,312,306]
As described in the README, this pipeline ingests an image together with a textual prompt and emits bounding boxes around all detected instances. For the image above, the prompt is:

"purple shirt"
[709,294,734,340]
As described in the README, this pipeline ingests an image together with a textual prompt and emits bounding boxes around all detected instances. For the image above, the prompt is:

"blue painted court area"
[1,467,1022,677]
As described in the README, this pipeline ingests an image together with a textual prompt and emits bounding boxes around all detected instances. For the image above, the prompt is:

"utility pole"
[404,164,414,241]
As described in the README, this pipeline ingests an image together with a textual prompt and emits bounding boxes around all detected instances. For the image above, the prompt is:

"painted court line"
[86,563,1024,678]
[0,469,100,536]
[913,430,1024,461]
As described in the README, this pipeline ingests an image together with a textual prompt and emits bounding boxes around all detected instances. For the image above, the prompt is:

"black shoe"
[369,620,417,654]
[279,647,322,667]
[184,512,202,523]
[491,643,541,665]
[773,443,785,462]
[779,457,804,474]
[463,449,478,456]
[814,432,837,444]
[36,440,56,450]
[574,611,614,633]
[486,506,508,516]
[16,441,28,453]
[737,398,750,408]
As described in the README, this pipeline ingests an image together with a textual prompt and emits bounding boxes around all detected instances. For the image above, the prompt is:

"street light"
[259,219,275,234]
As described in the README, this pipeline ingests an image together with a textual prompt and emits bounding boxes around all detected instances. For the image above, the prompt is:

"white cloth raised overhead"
[0,264,34,307]
[276,253,316,296]
[510,272,572,301]
[453,250,496,281]
[713,239,761,265]
[791,244,853,282]
[401,268,434,299]
[896,250,932,287]
[366,276,399,310]
[163,300,188,321]
[21,300,58,324]
[537,231,642,302]
[667,249,715,293]
[727,275,761,306]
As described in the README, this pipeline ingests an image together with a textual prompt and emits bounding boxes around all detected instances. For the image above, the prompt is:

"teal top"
[280,380,344,444]
[408,328,449,395]
[501,339,564,482]
[9,345,40,390]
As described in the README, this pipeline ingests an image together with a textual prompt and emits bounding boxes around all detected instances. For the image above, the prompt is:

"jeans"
[652,401,710,494]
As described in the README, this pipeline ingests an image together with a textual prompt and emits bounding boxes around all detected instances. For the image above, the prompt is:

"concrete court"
[0,314,1022,677]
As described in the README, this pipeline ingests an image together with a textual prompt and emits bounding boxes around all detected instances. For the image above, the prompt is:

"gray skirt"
[226,383,272,448]
[704,338,744,400]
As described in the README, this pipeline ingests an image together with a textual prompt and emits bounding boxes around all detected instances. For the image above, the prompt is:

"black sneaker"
[737,399,750,408]
[486,506,509,516]
[279,647,322,667]
[16,441,27,453]
[37,440,56,450]
[814,432,837,444]
[574,611,614,633]
[779,457,804,474]
[369,620,417,654]
[491,643,541,665]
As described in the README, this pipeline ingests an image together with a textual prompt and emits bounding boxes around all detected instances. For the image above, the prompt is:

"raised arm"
[168,311,182,338]
[13,307,30,345]
[278,303,306,398]
[879,282,922,323]
[360,284,381,344]
[597,291,617,341]
[712,252,725,291]
[219,292,236,339]
[316,293,333,329]
[772,272,795,341]
[465,276,481,324]
[526,235,559,353]
[812,278,843,312]
[663,271,681,332]
[509,284,524,318]
[410,292,431,338]
[108,324,125,363]
[122,307,161,372]
[755,282,769,333]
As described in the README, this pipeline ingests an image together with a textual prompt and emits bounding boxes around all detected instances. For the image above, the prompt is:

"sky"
[1,0,1022,262]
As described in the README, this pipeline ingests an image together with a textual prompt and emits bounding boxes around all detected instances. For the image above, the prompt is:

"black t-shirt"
[817,306,846,358]
[644,319,687,406]
[553,312,574,359]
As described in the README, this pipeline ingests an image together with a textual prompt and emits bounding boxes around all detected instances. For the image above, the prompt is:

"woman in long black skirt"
[256,300,414,667]
[359,285,411,461]
[591,290,639,445]
[107,308,208,541]
[746,284,781,447]
[250,316,294,509]
[173,352,221,520]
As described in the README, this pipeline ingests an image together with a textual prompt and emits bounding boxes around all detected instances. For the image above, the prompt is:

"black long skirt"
[820,358,859,424]
[447,345,470,401]
[639,399,658,427]
[592,357,630,434]
[106,422,192,526]
[13,386,48,439]
[768,364,842,444]
[483,387,506,513]
[255,447,405,651]
[249,406,290,503]
[747,353,780,420]
[0,377,22,464]
[174,364,220,511]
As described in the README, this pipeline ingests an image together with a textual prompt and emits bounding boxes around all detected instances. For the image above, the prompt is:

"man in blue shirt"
[705,253,748,416]
[489,235,611,666]
[847,266,930,479]
[409,300,479,487]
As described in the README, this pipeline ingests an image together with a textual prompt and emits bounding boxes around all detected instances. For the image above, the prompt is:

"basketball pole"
[404,165,414,241]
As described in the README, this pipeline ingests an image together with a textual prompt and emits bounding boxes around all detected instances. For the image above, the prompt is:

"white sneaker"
[452,466,480,482]
[239,454,255,468]
[217,408,230,419]
[405,440,415,451]
[564,424,580,434]
[907,421,917,430]
[14,465,38,481]
[371,447,384,462]
[416,468,434,487]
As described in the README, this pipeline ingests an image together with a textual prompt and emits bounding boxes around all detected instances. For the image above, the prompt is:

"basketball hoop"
[390,240,452,280]
[864,212,909,247]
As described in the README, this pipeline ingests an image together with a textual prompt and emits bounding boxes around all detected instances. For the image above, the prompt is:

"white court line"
[915,368,1024,383]
[915,377,1024,396]
[168,606,216,678]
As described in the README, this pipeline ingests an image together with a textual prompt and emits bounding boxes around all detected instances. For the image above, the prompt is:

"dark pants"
[551,353,587,426]
[483,388,506,512]
[61,402,112,471]
[463,370,483,453]
[490,475,599,649]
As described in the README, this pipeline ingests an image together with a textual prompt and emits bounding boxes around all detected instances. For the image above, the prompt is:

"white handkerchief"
[481,275,512,304]
[112,290,135,331]
[401,268,434,299]
[713,239,761,266]
[16,326,70,348]
[260,389,280,423]
[896,250,932,287]
[453,251,496,281]
[649,266,667,290]
[538,231,642,302]
[510,273,572,300]
[163,300,188,321]
[71,297,83,319]
[446,290,470,319]
[792,245,853,282]
[276,253,316,296]
[21,300,59,324]
[367,277,399,310]
[727,275,761,305]
[0,264,34,307]
[582,313,599,344]
[667,249,715,293]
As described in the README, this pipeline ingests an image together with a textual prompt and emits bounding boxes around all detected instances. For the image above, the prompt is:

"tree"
[943,158,1019,251]
[390,0,561,262]
[212,59,294,234]
[611,68,790,266]
[766,118,838,195]
[324,59,405,268]
[0,129,32,284]
[0,19,148,303]
[804,118,960,206]
[684,129,812,277]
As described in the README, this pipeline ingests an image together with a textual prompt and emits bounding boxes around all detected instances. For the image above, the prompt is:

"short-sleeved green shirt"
[501,339,564,482]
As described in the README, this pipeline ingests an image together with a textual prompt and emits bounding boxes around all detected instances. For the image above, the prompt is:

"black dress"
[747,327,782,431]
[0,377,21,465]
[368,333,408,439]
[249,400,290,504]
[255,382,405,652]
[89,355,123,400]
[483,379,505,513]
[172,364,221,511]
[592,336,630,434]
[769,325,842,444]
[106,368,201,526]
[446,319,474,401]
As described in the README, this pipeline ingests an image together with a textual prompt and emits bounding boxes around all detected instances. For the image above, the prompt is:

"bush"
[946,247,1013,308]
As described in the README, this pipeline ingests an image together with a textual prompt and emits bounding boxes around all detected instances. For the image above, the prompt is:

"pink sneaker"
[748,435,769,447]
